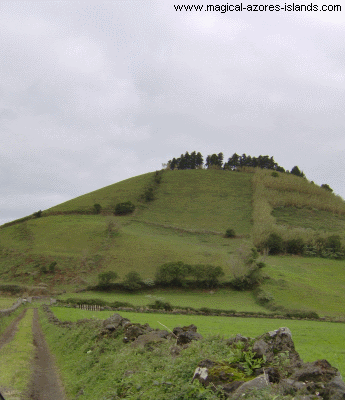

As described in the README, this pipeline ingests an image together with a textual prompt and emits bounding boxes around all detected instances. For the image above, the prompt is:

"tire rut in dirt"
[25,308,67,400]
[0,309,27,351]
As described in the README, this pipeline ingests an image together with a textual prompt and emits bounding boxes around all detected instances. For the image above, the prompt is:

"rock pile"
[193,327,345,399]
[101,313,203,350]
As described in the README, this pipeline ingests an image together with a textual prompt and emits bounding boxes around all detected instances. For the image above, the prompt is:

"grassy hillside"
[1,167,345,319]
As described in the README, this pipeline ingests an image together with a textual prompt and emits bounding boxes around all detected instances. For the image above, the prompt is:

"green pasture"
[51,307,345,377]
[47,171,154,213]
[136,169,253,235]
[262,256,345,317]
[58,288,269,313]
[273,206,345,236]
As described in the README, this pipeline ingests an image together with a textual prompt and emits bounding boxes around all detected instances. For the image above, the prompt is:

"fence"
[77,304,103,311]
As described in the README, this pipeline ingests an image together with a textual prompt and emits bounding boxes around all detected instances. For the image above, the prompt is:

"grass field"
[58,288,269,313]
[272,206,345,236]
[262,256,345,317]
[51,307,345,377]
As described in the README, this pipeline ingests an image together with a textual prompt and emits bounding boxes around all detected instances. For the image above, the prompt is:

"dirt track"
[0,307,67,400]
[25,308,67,400]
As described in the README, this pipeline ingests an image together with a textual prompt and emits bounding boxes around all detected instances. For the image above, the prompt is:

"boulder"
[123,323,153,342]
[102,313,130,332]
[173,324,203,345]
[131,330,170,348]
[231,374,269,399]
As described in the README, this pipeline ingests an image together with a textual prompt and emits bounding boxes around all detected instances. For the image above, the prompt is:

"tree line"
[167,151,305,177]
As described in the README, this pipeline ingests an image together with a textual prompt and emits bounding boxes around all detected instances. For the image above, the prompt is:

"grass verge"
[0,308,34,397]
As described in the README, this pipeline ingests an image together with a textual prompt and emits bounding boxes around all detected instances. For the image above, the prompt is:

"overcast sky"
[1,0,344,225]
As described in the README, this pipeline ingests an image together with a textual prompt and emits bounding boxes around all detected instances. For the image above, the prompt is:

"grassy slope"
[262,256,345,317]
[0,170,253,284]
[272,207,345,236]
[1,168,345,318]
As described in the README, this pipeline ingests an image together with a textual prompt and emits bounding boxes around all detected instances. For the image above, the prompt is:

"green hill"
[1,167,345,317]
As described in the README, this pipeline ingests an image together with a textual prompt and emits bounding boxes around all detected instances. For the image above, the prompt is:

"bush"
[93,203,102,214]
[98,271,118,286]
[48,261,57,273]
[155,261,192,287]
[190,265,224,288]
[265,233,284,255]
[122,271,142,291]
[225,228,236,238]
[114,201,135,216]
[33,210,42,218]
[271,171,279,178]
[148,300,173,311]
[286,237,305,255]
[325,235,342,253]
[321,183,333,192]
[144,187,154,202]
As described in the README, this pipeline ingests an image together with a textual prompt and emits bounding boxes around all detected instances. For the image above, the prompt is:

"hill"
[1,167,345,317]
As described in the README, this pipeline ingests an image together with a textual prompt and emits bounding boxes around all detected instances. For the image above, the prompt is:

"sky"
[1,0,344,225]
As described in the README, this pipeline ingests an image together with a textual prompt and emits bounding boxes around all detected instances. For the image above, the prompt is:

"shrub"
[122,271,142,291]
[114,201,135,216]
[265,233,284,255]
[144,187,154,202]
[271,171,279,178]
[98,271,118,286]
[155,261,192,287]
[48,261,57,273]
[325,235,342,253]
[230,245,266,290]
[286,237,305,255]
[93,203,102,214]
[40,265,47,274]
[190,265,224,288]
[33,210,42,218]
[225,228,236,238]
[321,183,333,192]
[148,300,173,311]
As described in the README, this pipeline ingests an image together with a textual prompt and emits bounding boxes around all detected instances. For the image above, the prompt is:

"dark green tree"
[155,261,192,287]
[114,201,135,215]
[33,210,42,218]
[123,271,142,291]
[290,166,305,178]
[98,271,118,286]
[191,265,224,288]
[321,184,333,192]
[93,203,102,214]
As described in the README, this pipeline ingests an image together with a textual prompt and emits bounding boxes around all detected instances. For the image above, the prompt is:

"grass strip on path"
[0,308,34,399]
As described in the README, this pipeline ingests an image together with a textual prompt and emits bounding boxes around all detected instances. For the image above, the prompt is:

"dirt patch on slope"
[25,308,67,400]
[0,309,27,351]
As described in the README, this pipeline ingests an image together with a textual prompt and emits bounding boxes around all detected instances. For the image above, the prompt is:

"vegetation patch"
[0,308,34,396]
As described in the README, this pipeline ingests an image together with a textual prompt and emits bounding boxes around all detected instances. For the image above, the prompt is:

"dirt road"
[25,308,67,400]
[0,307,67,400]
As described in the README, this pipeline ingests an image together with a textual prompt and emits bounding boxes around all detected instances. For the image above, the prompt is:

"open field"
[51,307,345,377]
[58,288,269,313]
[262,256,345,317]
[272,206,345,236]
